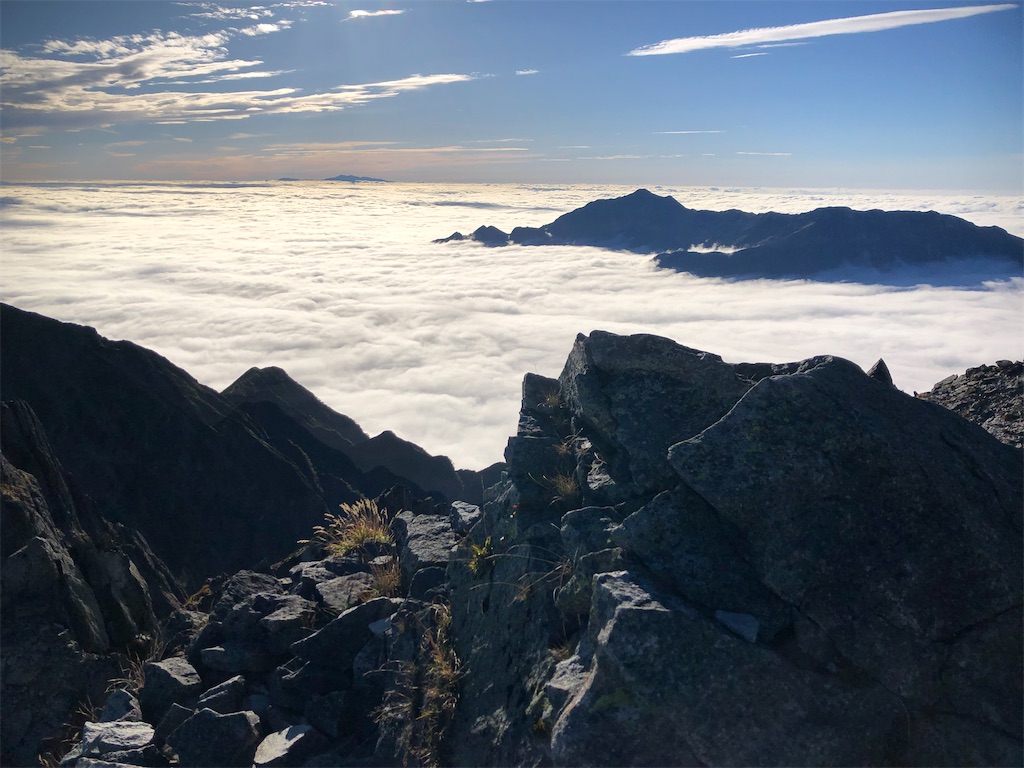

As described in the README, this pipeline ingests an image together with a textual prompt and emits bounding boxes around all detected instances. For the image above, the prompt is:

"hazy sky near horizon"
[1,0,1021,189]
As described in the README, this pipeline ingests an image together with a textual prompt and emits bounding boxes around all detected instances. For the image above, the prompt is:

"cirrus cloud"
[628,3,1016,56]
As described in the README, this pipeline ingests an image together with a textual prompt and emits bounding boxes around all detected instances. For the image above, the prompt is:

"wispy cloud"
[515,69,539,76]
[654,130,722,135]
[346,9,405,21]
[0,24,474,136]
[731,52,769,59]
[737,151,791,156]
[182,4,276,21]
[628,4,1016,56]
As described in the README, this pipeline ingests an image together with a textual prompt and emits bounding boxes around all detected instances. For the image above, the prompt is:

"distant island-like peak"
[435,188,1023,286]
[276,174,391,182]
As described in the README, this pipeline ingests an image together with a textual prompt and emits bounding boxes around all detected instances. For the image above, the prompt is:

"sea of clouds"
[1,181,1021,470]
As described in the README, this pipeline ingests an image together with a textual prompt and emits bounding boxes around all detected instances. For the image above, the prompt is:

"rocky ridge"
[435,188,1024,283]
[918,359,1023,449]
[3,305,1022,767]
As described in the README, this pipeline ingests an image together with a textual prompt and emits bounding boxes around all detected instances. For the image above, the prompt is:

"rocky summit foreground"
[1,308,1021,767]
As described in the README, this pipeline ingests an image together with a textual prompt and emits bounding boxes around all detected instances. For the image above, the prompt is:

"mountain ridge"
[436,188,1023,283]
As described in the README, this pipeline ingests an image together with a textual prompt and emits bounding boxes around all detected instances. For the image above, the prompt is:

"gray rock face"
[558,331,752,494]
[392,512,458,584]
[165,708,261,768]
[1,400,179,767]
[449,501,482,535]
[314,573,374,615]
[919,359,1023,448]
[138,657,203,724]
[196,674,246,714]
[80,721,154,758]
[447,330,1023,767]
[98,690,142,723]
[551,571,903,767]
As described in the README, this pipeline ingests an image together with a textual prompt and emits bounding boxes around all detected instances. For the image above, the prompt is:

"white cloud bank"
[629,3,1016,56]
[1,182,1020,470]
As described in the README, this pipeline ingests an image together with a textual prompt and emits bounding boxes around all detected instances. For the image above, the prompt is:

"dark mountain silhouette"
[349,430,467,505]
[0,304,328,583]
[440,188,1023,283]
[222,366,370,452]
[221,367,496,505]
[0,305,492,584]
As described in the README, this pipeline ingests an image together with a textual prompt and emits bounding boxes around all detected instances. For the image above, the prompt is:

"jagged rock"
[85,745,165,766]
[304,691,348,740]
[138,657,203,724]
[253,725,327,767]
[80,721,154,758]
[196,675,246,714]
[447,330,1023,767]
[408,566,447,600]
[550,571,904,766]
[558,331,752,493]
[449,501,482,535]
[152,703,193,746]
[165,708,261,768]
[1,400,179,767]
[99,690,142,723]
[667,356,1022,718]
[866,357,894,385]
[210,571,285,620]
[291,597,402,670]
[0,303,328,584]
[392,512,458,585]
[919,360,1023,448]
[612,483,792,641]
[314,573,375,614]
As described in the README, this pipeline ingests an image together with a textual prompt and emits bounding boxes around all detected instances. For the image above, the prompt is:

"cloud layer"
[0,16,472,136]
[629,3,1016,56]
[1,182,1020,470]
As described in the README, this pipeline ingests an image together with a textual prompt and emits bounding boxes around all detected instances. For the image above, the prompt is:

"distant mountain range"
[277,174,391,182]
[436,188,1023,283]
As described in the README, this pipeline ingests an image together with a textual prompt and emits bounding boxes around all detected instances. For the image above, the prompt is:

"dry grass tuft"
[300,498,394,558]
[369,559,403,598]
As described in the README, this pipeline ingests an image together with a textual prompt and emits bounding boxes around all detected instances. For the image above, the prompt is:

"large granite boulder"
[447,331,1023,767]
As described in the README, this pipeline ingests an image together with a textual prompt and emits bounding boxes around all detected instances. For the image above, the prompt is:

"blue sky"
[1,0,1021,189]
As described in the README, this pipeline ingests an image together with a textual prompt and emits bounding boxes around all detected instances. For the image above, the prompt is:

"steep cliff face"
[446,331,1023,767]
[0,400,184,766]
[0,304,329,583]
